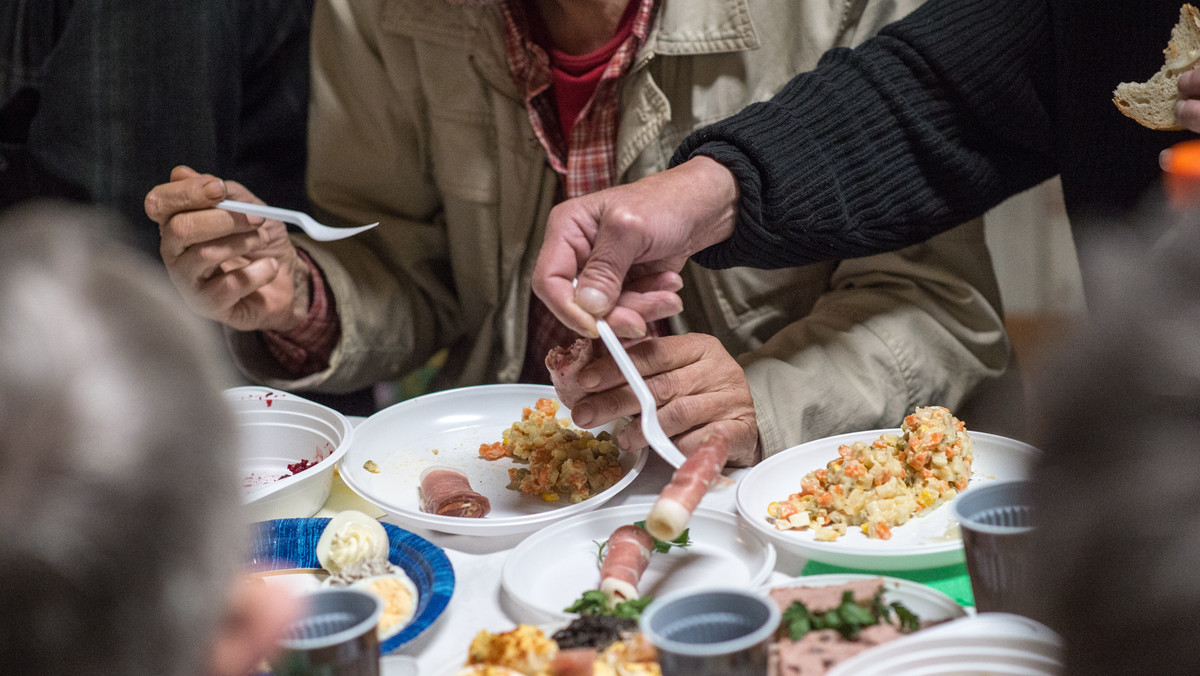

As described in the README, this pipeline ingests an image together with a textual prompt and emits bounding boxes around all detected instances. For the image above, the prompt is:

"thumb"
[573,225,640,317]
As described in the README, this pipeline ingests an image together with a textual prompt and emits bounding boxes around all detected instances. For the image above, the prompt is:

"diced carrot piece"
[535,397,558,417]
[479,441,509,460]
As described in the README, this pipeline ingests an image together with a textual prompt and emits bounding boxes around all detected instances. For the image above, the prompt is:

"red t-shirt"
[528,2,639,142]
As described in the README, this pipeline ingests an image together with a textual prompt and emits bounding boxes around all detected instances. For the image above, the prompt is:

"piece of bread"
[1113,3,1200,130]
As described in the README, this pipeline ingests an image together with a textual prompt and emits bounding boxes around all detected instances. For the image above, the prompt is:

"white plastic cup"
[271,588,383,676]
[639,587,781,676]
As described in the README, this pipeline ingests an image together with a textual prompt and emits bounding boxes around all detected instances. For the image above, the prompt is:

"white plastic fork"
[217,200,378,242]
[594,318,688,468]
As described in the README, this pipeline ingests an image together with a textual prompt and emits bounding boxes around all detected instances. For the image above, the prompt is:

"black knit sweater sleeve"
[673,0,1061,269]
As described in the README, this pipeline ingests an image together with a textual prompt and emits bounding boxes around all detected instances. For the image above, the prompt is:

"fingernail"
[578,369,600,389]
[572,403,593,427]
[618,324,646,340]
[203,179,225,201]
[576,286,609,315]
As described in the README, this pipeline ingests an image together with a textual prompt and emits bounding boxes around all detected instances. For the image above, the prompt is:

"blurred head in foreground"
[0,203,295,675]
[1027,206,1200,675]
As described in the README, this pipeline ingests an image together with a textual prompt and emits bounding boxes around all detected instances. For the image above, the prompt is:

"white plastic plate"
[501,503,776,624]
[735,429,1039,570]
[339,384,647,536]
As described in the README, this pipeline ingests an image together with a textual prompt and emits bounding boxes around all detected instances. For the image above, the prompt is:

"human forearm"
[673,0,1059,269]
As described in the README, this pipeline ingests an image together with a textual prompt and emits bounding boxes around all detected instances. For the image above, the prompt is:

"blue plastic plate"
[247,517,455,653]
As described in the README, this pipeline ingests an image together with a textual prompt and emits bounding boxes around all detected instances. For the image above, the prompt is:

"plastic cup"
[951,480,1036,614]
[271,588,383,676]
[639,587,781,676]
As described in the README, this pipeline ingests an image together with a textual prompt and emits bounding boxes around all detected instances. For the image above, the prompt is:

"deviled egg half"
[316,510,420,641]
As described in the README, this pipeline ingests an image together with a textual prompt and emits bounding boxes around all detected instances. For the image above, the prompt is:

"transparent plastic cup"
[951,480,1036,613]
[639,587,781,676]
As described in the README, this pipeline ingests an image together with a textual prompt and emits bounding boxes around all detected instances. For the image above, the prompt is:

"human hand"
[562,333,761,467]
[146,166,306,332]
[532,156,739,339]
[1176,68,1200,131]
[206,575,302,676]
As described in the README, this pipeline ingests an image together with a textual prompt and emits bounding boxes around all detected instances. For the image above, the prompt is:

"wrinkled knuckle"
[607,207,646,234]
[144,191,163,221]
[192,241,227,269]
[671,395,703,427]
[647,369,682,404]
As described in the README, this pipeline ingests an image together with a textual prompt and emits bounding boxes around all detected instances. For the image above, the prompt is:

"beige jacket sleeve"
[227,0,460,392]
[740,219,1013,458]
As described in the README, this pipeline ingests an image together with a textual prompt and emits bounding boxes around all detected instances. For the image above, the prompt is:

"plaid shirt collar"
[499,0,658,198]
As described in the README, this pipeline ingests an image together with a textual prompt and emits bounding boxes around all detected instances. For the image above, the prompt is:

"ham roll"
[644,432,730,541]
[599,524,654,605]
[550,648,598,676]
[545,337,595,407]
[419,466,491,518]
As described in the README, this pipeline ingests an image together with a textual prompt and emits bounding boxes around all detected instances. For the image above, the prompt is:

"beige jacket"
[230,0,1015,456]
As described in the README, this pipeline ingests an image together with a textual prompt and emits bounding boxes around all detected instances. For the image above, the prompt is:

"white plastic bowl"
[225,386,354,522]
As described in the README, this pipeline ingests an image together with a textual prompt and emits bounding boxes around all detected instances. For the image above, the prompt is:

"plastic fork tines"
[594,319,687,468]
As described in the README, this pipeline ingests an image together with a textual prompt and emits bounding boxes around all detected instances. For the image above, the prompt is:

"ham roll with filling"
[419,466,491,518]
[644,432,730,541]
[599,524,654,605]
[545,337,595,407]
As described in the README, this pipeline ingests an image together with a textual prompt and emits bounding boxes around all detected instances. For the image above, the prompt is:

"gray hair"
[0,204,241,675]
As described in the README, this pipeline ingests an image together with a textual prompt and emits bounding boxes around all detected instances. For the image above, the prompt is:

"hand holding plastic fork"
[593,318,688,468]
[216,200,378,242]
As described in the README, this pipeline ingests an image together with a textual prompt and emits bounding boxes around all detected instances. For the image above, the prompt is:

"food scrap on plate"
[314,510,420,641]
[767,406,972,541]
[479,397,624,504]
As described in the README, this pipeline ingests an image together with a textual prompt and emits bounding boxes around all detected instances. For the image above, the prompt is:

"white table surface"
[311,447,809,676]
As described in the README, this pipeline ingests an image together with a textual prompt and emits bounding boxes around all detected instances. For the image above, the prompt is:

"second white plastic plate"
[736,429,1039,570]
[501,503,776,624]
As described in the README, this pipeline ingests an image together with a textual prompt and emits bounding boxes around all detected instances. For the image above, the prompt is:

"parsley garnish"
[564,590,654,619]
[781,589,922,641]
[633,520,692,553]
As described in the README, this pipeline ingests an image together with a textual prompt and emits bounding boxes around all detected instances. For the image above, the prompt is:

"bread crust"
[1113,3,1200,131]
